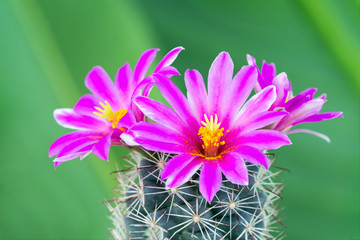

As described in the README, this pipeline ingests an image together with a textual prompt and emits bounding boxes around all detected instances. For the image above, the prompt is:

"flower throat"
[198,114,225,158]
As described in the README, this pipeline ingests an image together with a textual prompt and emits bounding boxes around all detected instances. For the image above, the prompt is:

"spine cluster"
[107,150,286,240]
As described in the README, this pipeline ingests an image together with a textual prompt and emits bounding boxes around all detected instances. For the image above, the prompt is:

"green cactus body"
[107,151,285,240]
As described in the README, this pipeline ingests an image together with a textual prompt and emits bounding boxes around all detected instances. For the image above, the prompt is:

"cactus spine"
[107,149,285,240]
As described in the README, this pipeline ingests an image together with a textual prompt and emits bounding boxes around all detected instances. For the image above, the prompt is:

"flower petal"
[115,62,134,108]
[199,161,222,203]
[57,137,98,158]
[85,66,120,109]
[154,74,199,128]
[293,111,343,125]
[275,98,325,131]
[184,69,209,121]
[120,131,138,146]
[131,122,185,144]
[117,110,136,129]
[284,88,317,112]
[156,66,180,77]
[246,54,267,90]
[208,52,234,118]
[54,146,91,168]
[134,96,187,131]
[54,108,108,131]
[161,154,197,181]
[165,157,203,188]
[154,47,184,73]
[92,132,112,161]
[239,129,292,150]
[271,72,292,108]
[49,131,102,157]
[235,146,270,169]
[133,48,159,83]
[240,111,287,133]
[222,65,257,125]
[73,94,99,116]
[234,85,276,126]
[130,122,187,154]
[261,60,276,85]
[134,138,184,154]
[219,153,248,185]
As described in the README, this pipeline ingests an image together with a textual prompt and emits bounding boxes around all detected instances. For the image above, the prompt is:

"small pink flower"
[128,52,291,202]
[247,54,343,142]
[49,47,184,168]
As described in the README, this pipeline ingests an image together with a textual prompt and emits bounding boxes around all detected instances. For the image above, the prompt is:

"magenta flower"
[49,47,184,168]
[247,54,343,142]
[128,52,291,202]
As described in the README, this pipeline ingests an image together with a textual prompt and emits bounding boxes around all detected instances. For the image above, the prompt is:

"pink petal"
[239,129,292,150]
[154,47,184,73]
[293,111,343,125]
[222,65,257,126]
[85,66,120,109]
[53,149,92,168]
[166,157,203,188]
[234,86,276,126]
[116,110,136,129]
[219,153,248,185]
[162,154,197,180]
[133,48,159,83]
[208,52,234,118]
[156,66,180,77]
[131,122,185,144]
[235,146,270,169]
[54,108,108,131]
[246,54,257,66]
[73,94,99,116]
[115,62,134,108]
[287,128,331,143]
[49,131,102,157]
[284,88,317,112]
[154,74,199,128]
[120,131,138,146]
[199,161,222,203]
[134,138,184,154]
[130,76,154,121]
[92,132,112,161]
[57,138,98,158]
[134,96,187,131]
[184,69,209,121]
[246,54,267,90]
[261,60,276,85]
[240,111,287,133]
[275,98,325,131]
[271,72,292,108]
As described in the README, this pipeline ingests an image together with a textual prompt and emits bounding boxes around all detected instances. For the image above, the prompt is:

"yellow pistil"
[198,114,225,158]
[93,101,127,130]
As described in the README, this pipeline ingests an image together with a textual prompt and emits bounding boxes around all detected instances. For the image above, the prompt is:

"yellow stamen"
[198,114,226,158]
[285,92,293,103]
[93,100,127,130]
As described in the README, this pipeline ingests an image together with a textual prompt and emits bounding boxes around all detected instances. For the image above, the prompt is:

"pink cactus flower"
[128,52,291,202]
[247,54,343,142]
[49,47,184,168]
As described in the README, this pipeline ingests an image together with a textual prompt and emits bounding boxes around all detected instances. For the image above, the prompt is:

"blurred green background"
[1,0,359,239]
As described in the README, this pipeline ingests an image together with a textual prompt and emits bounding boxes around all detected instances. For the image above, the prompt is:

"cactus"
[107,149,285,240]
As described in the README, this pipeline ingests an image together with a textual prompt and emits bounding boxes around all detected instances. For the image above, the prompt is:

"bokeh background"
[1,0,359,239]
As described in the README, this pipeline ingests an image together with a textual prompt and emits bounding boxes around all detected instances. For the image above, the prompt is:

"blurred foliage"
[0,0,358,239]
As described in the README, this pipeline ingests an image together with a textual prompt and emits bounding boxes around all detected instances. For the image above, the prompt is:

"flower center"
[198,114,225,158]
[93,101,127,130]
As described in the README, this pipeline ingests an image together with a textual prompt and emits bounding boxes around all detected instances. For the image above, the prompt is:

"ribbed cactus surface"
[107,151,285,240]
